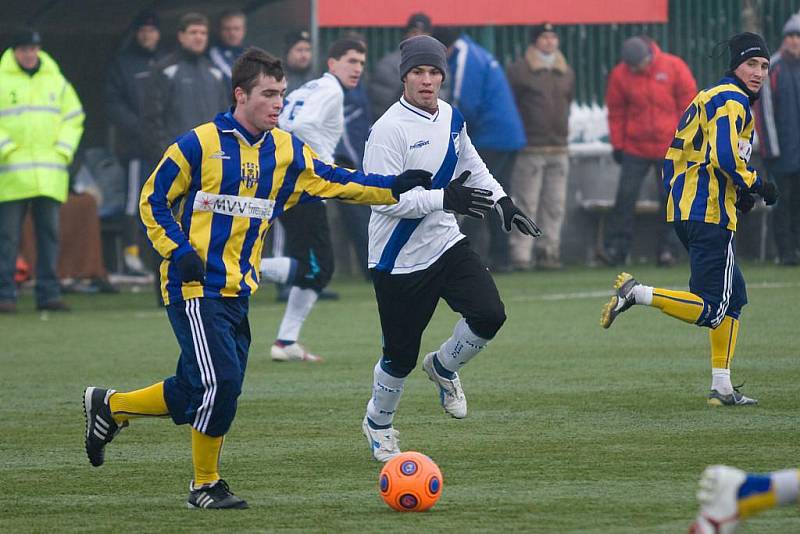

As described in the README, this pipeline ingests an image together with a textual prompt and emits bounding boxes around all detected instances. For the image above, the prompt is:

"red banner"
[319,0,668,27]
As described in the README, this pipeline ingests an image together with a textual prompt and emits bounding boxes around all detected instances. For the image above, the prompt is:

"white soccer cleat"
[689,465,746,534]
[361,416,400,462]
[270,342,323,362]
[422,352,467,419]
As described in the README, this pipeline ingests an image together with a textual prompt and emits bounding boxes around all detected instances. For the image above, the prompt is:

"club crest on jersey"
[451,132,461,157]
[241,162,260,188]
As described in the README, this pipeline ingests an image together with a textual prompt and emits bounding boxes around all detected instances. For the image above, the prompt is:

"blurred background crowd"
[1,0,799,312]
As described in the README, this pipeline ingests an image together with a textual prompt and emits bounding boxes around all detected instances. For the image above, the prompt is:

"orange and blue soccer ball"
[379,451,443,512]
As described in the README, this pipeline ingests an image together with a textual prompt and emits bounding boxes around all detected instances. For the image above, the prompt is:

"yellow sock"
[710,316,739,369]
[108,382,168,424]
[651,288,705,324]
[192,428,223,487]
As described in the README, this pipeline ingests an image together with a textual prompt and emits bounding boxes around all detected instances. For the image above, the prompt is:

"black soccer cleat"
[187,479,249,509]
[600,272,639,329]
[83,386,127,467]
[707,385,758,407]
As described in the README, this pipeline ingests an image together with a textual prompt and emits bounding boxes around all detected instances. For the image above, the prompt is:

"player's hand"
[443,171,494,218]
[735,190,756,214]
[495,196,542,237]
[391,169,433,199]
[753,180,778,206]
[175,249,205,283]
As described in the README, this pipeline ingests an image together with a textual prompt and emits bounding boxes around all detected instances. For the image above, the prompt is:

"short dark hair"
[327,38,366,60]
[231,47,285,102]
[219,8,246,24]
[178,12,209,32]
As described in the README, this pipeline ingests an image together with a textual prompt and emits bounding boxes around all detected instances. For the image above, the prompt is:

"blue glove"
[176,250,205,283]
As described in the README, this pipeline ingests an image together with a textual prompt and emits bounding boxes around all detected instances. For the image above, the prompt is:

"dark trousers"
[370,239,506,377]
[771,170,800,263]
[460,149,516,270]
[0,197,61,305]
[604,153,678,262]
[279,201,334,292]
[336,203,370,278]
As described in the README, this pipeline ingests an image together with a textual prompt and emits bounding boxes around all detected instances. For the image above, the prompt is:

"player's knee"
[381,357,415,378]
[467,301,506,340]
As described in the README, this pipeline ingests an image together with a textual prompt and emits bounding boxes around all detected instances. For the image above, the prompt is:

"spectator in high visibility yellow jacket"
[0,28,84,313]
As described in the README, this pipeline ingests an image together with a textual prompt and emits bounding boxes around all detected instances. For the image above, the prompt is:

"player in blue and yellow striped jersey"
[600,33,778,407]
[81,48,432,508]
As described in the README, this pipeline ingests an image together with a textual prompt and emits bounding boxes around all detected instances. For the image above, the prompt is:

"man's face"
[136,25,160,51]
[13,45,40,70]
[235,74,287,132]
[286,41,312,70]
[629,55,652,73]
[535,32,559,55]
[403,65,443,112]
[178,24,208,55]
[734,57,769,93]
[220,16,246,47]
[783,33,800,58]
[328,49,366,89]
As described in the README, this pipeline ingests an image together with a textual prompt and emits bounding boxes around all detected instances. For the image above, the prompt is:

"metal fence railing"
[320,0,800,105]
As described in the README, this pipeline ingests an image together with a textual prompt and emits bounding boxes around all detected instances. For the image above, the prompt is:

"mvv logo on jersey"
[194,191,274,220]
[240,162,260,188]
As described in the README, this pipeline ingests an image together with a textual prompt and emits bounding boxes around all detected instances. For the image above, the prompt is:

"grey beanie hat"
[399,35,447,81]
[783,14,800,36]
[621,36,652,67]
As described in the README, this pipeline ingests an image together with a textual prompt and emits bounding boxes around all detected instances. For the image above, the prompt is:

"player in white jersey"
[259,38,366,362]
[360,35,540,461]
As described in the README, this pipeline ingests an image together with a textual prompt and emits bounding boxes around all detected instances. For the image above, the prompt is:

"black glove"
[175,250,205,283]
[495,196,542,237]
[391,169,433,199]
[442,171,494,218]
[612,149,624,165]
[735,190,756,214]
[753,180,778,206]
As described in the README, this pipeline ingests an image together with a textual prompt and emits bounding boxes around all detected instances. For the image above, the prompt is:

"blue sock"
[367,416,392,430]
[433,353,456,379]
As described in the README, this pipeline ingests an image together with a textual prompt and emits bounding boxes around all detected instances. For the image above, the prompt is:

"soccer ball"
[379,451,443,512]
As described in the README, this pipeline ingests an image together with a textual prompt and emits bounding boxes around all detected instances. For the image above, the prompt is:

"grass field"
[1,263,798,532]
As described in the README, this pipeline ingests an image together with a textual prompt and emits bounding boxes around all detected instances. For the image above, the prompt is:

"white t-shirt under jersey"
[279,72,344,163]
[363,96,506,274]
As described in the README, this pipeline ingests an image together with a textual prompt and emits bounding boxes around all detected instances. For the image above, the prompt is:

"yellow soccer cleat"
[600,272,639,329]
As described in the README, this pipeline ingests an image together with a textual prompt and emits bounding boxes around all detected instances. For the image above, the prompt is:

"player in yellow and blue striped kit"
[601,33,778,406]
[81,48,432,508]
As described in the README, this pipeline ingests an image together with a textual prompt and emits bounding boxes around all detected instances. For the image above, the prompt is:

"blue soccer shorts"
[163,296,250,437]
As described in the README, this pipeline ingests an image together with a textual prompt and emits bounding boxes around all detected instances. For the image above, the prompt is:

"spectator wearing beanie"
[755,14,800,265]
[284,30,314,93]
[506,23,574,270]
[601,35,697,267]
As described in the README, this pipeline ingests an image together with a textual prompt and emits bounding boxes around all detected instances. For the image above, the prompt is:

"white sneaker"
[361,416,400,462]
[422,352,467,419]
[123,251,148,276]
[689,465,746,534]
[270,342,322,362]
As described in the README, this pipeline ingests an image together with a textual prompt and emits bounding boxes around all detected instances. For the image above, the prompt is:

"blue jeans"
[0,197,62,305]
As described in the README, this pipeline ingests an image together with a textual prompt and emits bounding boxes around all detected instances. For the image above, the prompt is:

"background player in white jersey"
[360,35,540,461]
[260,38,366,362]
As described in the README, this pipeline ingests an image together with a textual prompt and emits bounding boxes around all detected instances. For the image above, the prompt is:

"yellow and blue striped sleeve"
[708,94,760,191]
[139,132,201,260]
[294,142,397,205]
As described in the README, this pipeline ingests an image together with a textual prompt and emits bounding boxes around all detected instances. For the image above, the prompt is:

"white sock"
[366,361,405,427]
[773,469,800,505]
[711,368,733,394]
[436,319,490,373]
[632,284,653,305]
[260,257,294,284]
[276,287,318,342]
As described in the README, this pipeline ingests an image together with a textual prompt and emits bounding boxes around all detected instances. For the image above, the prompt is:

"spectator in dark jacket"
[601,36,697,266]
[755,15,800,266]
[436,27,526,271]
[209,9,247,88]
[369,12,432,119]
[143,12,228,161]
[284,30,314,94]
[506,23,574,270]
[105,11,165,275]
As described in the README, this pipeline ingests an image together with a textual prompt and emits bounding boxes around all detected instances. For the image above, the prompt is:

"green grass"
[1,264,798,532]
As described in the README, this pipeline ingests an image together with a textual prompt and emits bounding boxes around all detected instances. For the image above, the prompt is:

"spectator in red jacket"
[600,36,697,266]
